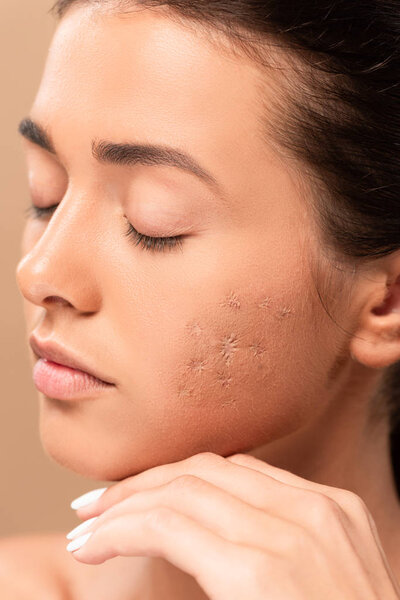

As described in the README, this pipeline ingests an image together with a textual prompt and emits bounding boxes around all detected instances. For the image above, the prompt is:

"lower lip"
[32,358,114,400]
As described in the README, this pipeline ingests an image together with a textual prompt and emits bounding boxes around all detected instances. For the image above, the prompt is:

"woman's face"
[16,4,349,480]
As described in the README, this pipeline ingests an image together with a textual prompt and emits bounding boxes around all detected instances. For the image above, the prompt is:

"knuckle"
[187,452,224,468]
[337,489,368,515]
[228,453,261,467]
[332,489,371,530]
[143,506,177,533]
[227,453,277,476]
[230,453,251,461]
[167,474,207,494]
[307,491,343,527]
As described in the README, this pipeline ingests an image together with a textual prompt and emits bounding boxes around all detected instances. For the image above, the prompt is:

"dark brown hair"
[48,0,400,492]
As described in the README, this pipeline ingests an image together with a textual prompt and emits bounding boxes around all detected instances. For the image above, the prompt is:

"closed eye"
[24,203,186,254]
[123,219,185,254]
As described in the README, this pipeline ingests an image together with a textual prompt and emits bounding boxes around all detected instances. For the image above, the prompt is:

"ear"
[350,255,400,369]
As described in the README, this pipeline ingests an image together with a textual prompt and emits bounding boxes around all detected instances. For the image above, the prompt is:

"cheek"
[149,286,330,455]
[175,293,280,402]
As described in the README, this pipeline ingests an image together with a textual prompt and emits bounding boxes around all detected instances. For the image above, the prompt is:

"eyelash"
[24,203,185,254]
[123,217,184,253]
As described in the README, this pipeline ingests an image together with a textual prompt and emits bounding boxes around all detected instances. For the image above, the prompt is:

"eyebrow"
[17,116,221,194]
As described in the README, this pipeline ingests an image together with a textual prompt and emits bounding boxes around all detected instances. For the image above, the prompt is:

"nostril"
[44,296,71,306]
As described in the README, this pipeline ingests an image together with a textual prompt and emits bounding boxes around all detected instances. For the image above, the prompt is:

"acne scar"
[219,333,239,365]
[216,370,233,388]
[185,322,203,336]
[277,306,293,319]
[249,342,266,358]
[185,358,208,373]
[219,291,241,309]
[258,296,272,309]
[177,384,195,399]
[220,396,240,409]
[178,292,280,406]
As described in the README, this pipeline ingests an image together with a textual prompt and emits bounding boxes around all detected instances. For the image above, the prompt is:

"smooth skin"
[10,2,400,598]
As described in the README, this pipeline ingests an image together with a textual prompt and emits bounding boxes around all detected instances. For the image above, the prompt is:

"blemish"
[177,385,195,399]
[186,322,203,336]
[249,342,266,358]
[258,296,272,309]
[216,370,233,388]
[219,333,239,365]
[278,306,293,318]
[186,358,208,373]
[221,397,239,409]
[219,291,241,309]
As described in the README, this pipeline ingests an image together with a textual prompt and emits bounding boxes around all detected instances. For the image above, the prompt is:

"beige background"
[0,0,110,538]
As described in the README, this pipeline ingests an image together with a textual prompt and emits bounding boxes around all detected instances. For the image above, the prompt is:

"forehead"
[33,6,265,147]
[30,5,296,218]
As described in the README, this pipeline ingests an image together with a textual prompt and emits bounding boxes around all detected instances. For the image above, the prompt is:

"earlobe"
[350,273,400,369]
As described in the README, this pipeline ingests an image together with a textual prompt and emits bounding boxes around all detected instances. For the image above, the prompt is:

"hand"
[66,451,400,600]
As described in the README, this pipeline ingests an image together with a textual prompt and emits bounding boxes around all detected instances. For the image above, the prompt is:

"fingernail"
[66,531,93,552]
[66,516,99,540]
[70,487,107,509]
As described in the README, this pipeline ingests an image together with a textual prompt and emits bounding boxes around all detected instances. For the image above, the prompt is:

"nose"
[15,193,102,314]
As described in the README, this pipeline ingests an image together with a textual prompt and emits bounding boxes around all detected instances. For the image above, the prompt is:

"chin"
[39,437,126,481]
[38,419,139,482]
[37,422,182,483]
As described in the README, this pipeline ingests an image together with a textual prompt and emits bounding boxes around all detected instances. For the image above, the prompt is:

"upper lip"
[29,334,114,385]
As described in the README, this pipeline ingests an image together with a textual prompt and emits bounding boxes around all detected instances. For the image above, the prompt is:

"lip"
[29,334,115,385]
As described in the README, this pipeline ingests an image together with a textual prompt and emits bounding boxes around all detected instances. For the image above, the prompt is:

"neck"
[245,362,400,573]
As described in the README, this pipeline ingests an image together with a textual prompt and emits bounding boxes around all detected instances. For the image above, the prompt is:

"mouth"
[29,334,115,400]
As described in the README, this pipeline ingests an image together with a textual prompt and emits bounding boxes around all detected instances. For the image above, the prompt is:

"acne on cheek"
[173,290,295,405]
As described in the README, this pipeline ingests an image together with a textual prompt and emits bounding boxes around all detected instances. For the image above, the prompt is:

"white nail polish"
[66,531,93,552]
[70,487,107,509]
[66,516,99,540]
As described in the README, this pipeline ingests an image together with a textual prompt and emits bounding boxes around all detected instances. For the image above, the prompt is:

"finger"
[68,474,303,555]
[70,452,380,587]
[227,452,347,496]
[72,452,358,560]
[73,453,275,518]
[226,453,373,524]
[68,506,262,600]
[74,452,317,527]
[227,452,385,567]
[74,451,366,538]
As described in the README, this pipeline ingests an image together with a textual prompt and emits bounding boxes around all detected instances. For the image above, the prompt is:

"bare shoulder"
[0,531,79,599]
[0,531,149,600]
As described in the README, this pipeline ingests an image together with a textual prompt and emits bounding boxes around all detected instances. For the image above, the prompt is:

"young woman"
[2,0,400,597]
